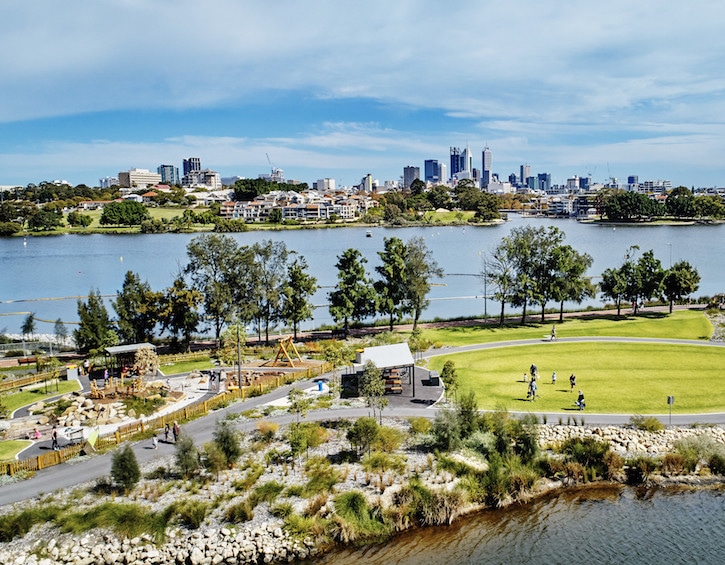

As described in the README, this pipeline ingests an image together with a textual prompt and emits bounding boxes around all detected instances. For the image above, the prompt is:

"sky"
[2,0,725,189]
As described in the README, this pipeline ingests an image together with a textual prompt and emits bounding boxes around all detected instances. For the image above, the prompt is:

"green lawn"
[428,341,725,414]
[2,380,81,415]
[159,358,215,376]
[418,309,712,347]
[0,440,33,461]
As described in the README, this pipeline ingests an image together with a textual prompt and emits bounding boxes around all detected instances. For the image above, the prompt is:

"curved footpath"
[2,336,725,508]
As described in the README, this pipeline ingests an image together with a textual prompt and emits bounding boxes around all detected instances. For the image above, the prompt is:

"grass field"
[0,440,32,461]
[2,380,81,415]
[428,339,725,414]
[417,309,712,347]
[159,358,215,375]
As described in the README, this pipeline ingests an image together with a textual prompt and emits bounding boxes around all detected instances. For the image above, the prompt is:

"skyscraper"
[461,145,473,173]
[450,147,461,179]
[424,160,441,183]
[183,157,201,176]
[482,146,492,188]
[520,164,530,188]
[403,166,420,188]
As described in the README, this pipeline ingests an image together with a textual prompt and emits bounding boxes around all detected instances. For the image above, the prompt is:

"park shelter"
[104,343,156,377]
[346,342,416,397]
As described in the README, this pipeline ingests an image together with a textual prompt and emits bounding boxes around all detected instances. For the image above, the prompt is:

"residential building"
[182,169,221,190]
[118,168,162,189]
[157,164,180,186]
[99,176,119,188]
[315,178,336,192]
[183,157,201,175]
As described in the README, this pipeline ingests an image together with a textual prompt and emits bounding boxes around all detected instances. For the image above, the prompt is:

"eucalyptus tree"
[250,240,290,344]
[185,234,247,345]
[358,360,387,424]
[550,245,595,322]
[75,288,117,354]
[21,313,36,341]
[280,256,318,340]
[600,266,628,316]
[634,250,665,311]
[404,236,443,330]
[485,240,517,327]
[329,248,377,337]
[662,261,700,313]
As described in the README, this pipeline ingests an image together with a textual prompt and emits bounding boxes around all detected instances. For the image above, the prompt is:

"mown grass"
[2,380,81,414]
[0,440,33,461]
[429,341,725,413]
[160,358,215,375]
[418,309,711,347]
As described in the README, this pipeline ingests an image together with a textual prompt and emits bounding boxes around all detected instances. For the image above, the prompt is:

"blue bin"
[318,380,324,391]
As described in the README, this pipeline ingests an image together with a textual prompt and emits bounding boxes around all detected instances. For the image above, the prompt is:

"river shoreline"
[1,419,724,565]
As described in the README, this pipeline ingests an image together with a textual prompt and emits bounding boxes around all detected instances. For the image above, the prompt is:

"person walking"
[576,390,586,411]
[551,325,557,341]
[164,423,170,443]
[172,421,180,443]
[570,373,576,391]
[152,436,158,450]
[51,426,59,450]
[528,378,538,401]
[551,371,557,385]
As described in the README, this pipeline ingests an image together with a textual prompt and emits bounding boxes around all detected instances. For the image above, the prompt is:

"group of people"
[524,364,585,410]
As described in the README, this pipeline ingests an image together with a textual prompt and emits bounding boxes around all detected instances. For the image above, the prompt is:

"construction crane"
[266,153,284,183]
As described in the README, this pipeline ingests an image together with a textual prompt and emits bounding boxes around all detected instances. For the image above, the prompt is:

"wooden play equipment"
[272,336,302,367]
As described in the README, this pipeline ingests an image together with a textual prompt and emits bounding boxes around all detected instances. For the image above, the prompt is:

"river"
[1,216,723,335]
[305,486,725,565]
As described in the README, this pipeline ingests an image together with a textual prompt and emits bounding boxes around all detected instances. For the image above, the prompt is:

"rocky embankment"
[2,422,724,565]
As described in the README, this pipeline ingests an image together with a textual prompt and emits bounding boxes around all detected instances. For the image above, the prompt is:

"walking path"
[2,333,725,508]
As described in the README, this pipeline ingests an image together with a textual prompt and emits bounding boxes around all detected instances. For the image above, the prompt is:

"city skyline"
[2,2,725,188]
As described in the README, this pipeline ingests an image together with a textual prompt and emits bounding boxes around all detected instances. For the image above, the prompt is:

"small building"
[104,343,156,377]
[343,342,416,397]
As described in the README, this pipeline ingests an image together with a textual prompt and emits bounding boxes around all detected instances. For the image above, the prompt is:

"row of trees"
[486,226,596,325]
[600,187,725,221]
[600,246,700,315]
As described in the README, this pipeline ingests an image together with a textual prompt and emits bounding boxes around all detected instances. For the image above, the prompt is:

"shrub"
[407,416,432,436]
[463,430,497,457]
[174,499,208,529]
[560,437,612,479]
[629,415,665,432]
[111,445,141,493]
[250,481,285,506]
[662,453,686,475]
[625,456,659,485]
[430,408,461,452]
[225,499,255,523]
[347,417,380,455]
[673,435,722,472]
[256,420,280,442]
[603,451,624,479]
[372,426,405,452]
[270,502,294,519]
[213,419,242,467]
[175,433,200,478]
[708,453,725,475]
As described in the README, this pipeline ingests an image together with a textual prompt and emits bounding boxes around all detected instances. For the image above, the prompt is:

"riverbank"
[1,418,724,565]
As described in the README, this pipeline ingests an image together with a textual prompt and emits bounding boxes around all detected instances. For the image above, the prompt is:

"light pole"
[667,242,672,268]
[480,251,488,323]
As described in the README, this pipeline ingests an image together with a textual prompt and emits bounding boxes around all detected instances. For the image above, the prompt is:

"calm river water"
[306,486,725,565]
[1,215,723,335]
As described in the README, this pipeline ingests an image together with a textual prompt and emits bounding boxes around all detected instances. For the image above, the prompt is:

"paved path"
[3,334,725,508]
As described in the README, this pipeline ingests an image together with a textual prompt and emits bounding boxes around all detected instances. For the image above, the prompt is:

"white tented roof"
[357,342,414,369]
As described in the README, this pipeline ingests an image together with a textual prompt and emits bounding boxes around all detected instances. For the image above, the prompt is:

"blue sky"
[2,0,725,188]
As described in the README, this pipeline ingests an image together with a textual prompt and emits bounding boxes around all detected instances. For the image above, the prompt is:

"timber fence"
[0,362,333,477]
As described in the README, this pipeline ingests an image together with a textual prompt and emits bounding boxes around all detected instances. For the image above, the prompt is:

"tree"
[111,445,141,493]
[100,200,150,226]
[112,271,160,343]
[404,237,443,330]
[250,240,289,344]
[600,267,628,316]
[662,261,701,313]
[185,234,242,345]
[159,275,203,352]
[358,360,387,423]
[328,248,377,337]
[54,318,68,348]
[375,237,410,330]
[132,347,159,377]
[67,211,93,228]
[427,185,452,210]
[666,186,695,219]
[74,289,117,354]
[280,256,318,340]
[212,419,242,467]
[175,433,200,479]
[347,416,380,456]
[634,250,665,309]
[28,209,63,231]
[551,245,595,322]
[486,242,516,327]
[440,360,459,400]
[21,313,36,341]
[473,192,501,221]
[288,387,312,423]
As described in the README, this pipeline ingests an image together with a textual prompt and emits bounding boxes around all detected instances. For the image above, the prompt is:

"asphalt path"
[3,335,725,508]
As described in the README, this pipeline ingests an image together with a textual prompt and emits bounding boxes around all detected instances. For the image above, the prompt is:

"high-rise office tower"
[520,164,530,188]
[403,166,420,188]
[482,146,492,188]
[183,157,201,175]
[424,160,440,183]
[450,147,461,179]
[461,146,473,173]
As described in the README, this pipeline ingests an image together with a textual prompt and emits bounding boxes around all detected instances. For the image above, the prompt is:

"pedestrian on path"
[152,436,158,450]
[164,423,170,443]
[51,426,59,450]
[172,421,180,443]
[551,325,557,341]
[570,373,576,391]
